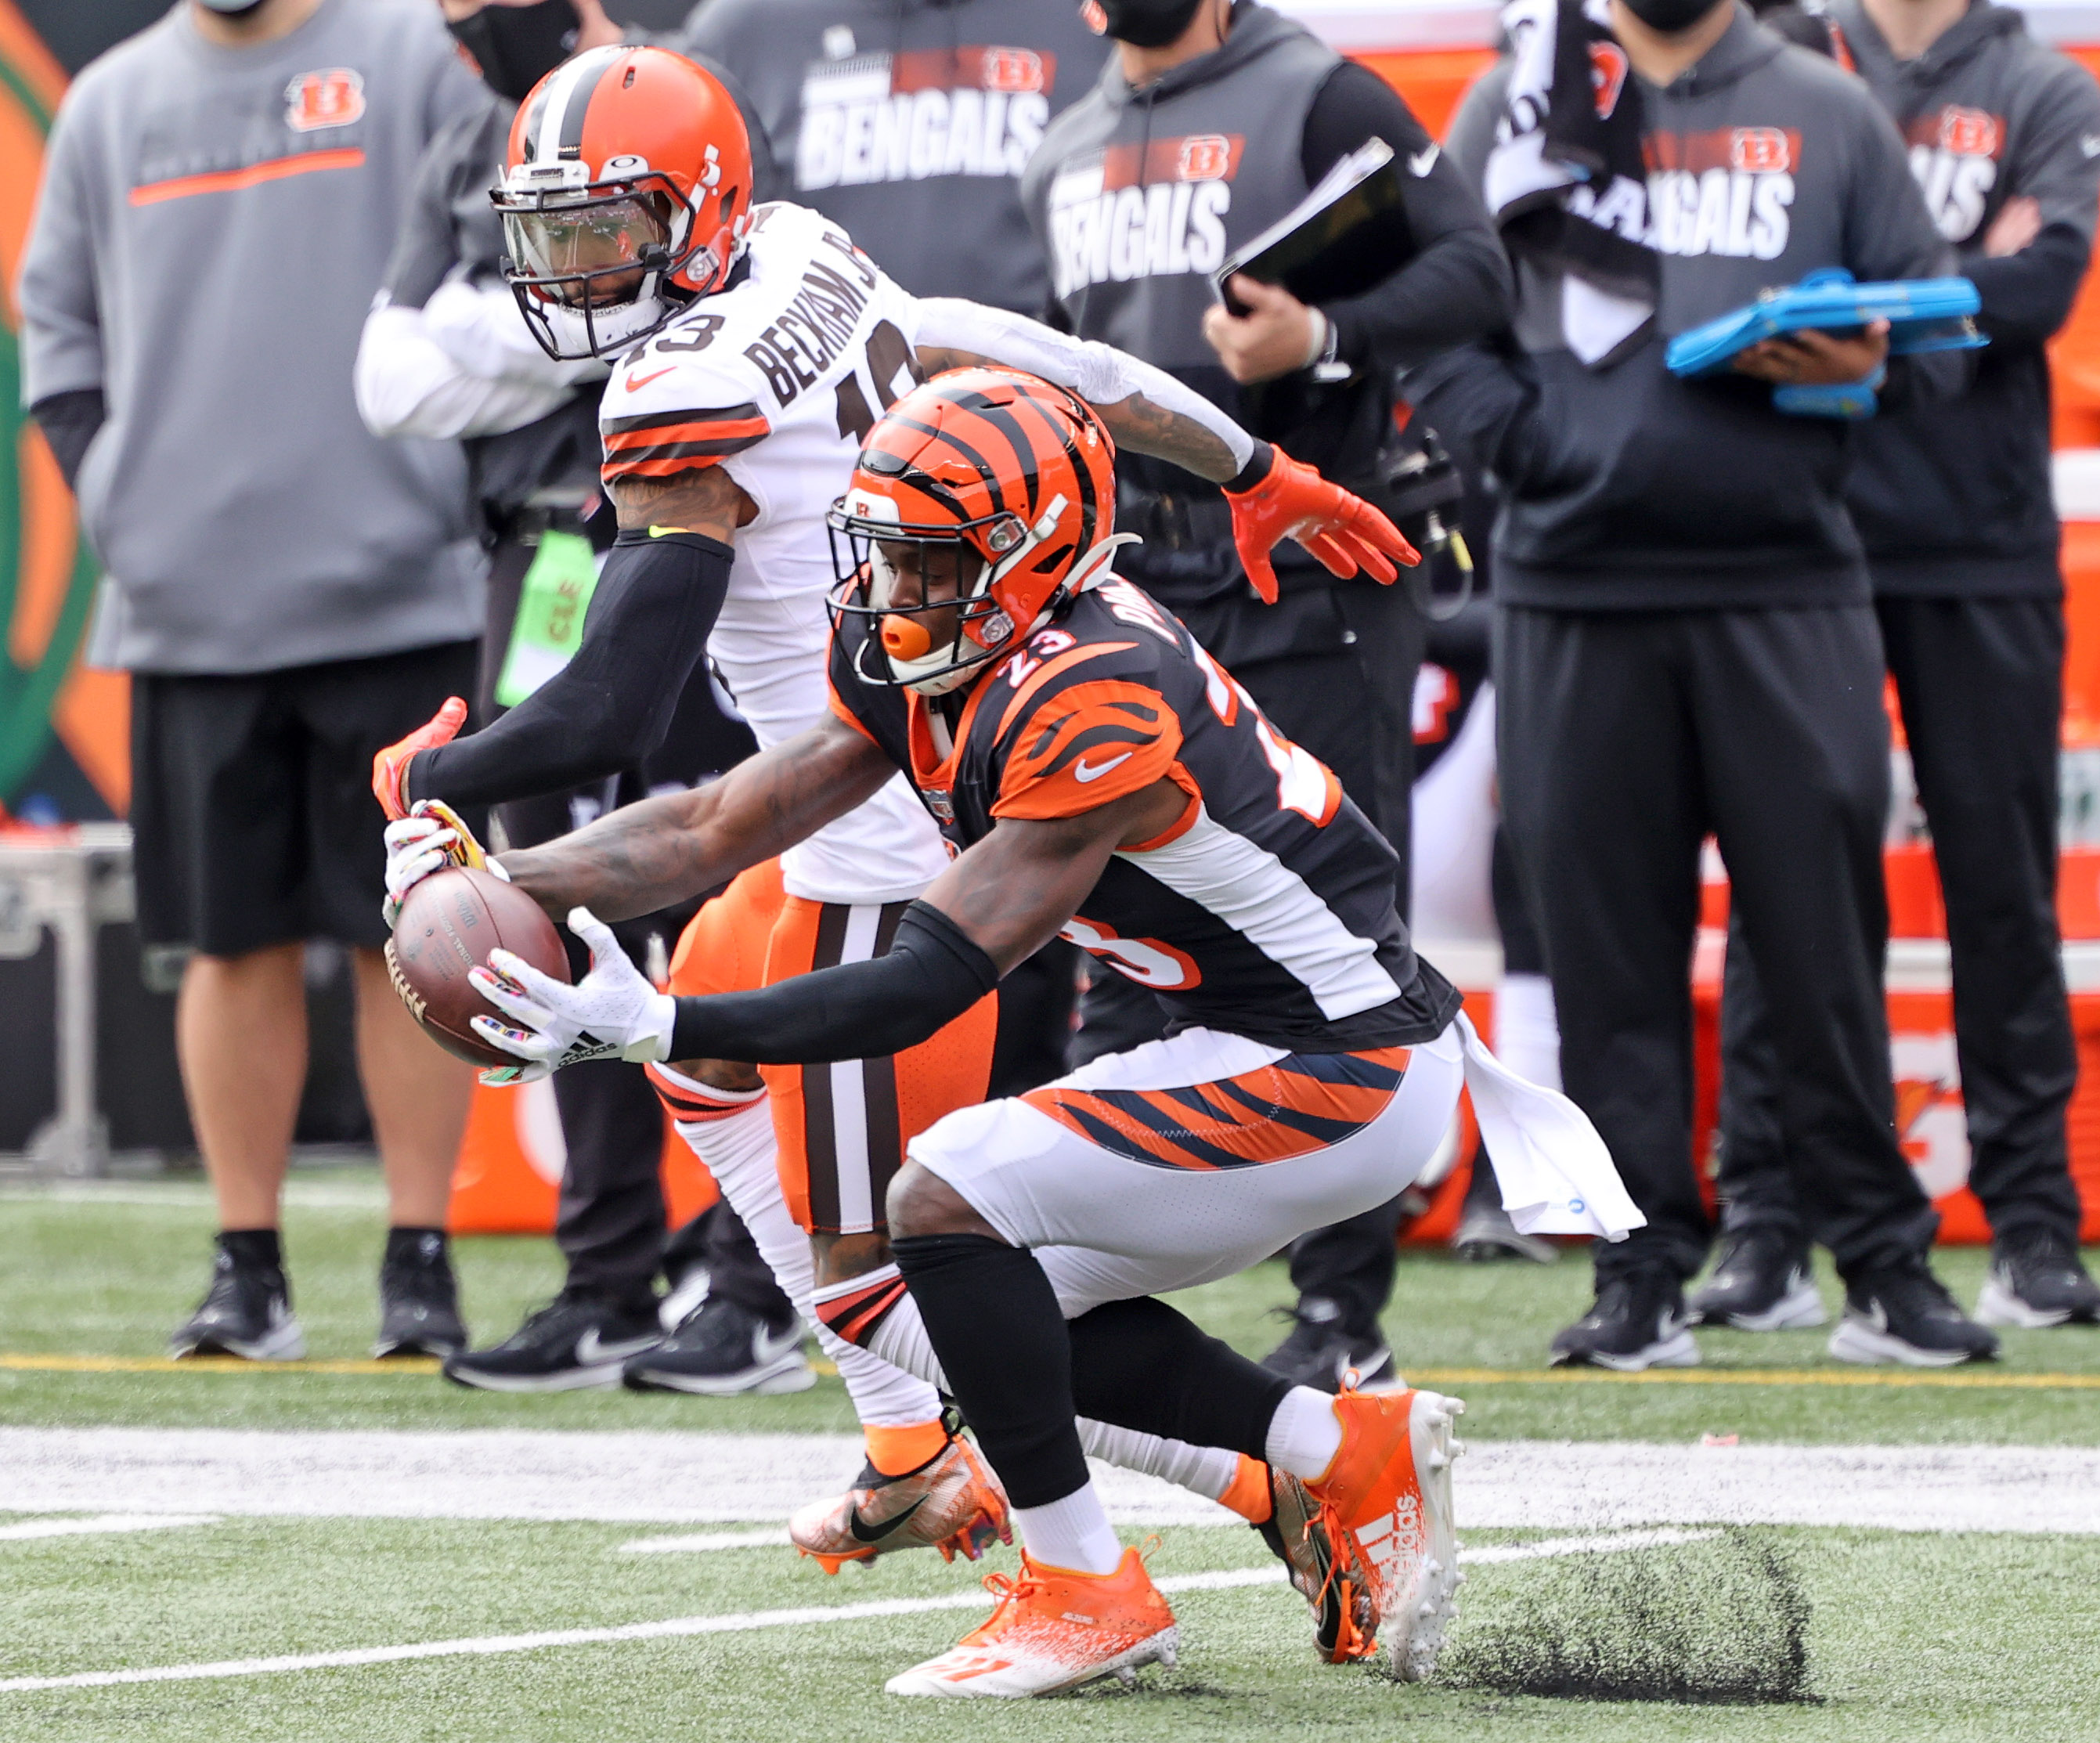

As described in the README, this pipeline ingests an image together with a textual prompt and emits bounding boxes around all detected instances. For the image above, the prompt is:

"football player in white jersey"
[370,45,1412,1593]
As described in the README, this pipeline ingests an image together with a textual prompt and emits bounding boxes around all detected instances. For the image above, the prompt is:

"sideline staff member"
[1706,0,2100,1333]
[1023,0,1512,1389]
[20,0,485,1363]
[1420,0,1995,1368]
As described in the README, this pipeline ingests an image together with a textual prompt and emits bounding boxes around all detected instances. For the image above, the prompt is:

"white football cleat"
[885,1546,1177,1698]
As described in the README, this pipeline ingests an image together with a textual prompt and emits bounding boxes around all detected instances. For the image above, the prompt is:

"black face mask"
[448,0,579,104]
[1090,0,1207,50]
[1618,0,1730,33]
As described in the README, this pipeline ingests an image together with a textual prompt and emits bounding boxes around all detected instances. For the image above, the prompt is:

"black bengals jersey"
[828,577,1461,1052]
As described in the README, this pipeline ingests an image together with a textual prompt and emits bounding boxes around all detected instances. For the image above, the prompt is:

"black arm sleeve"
[409,529,732,810]
[31,388,105,495]
[669,900,1000,1065]
[1967,224,2092,348]
[1298,60,1514,370]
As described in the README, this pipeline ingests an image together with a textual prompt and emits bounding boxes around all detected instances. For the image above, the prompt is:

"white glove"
[468,906,676,1086]
[382,800,507,929]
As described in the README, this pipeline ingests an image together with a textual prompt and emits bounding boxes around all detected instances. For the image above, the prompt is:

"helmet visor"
[501,195,670,309]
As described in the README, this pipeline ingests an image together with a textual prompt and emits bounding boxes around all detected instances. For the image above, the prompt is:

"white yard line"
[4,1428,2096,1533]
[0,1533,1711,1694]
[0,1514,219,1542]
[619,1529,792,1554]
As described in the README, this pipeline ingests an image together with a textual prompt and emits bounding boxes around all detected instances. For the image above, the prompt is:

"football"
[384,867,571,1068]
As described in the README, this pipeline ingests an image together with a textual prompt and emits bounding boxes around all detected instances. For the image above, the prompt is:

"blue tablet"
[1665,268,1985,379]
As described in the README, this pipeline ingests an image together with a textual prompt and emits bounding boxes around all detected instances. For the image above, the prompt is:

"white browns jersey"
[598,201,950,904]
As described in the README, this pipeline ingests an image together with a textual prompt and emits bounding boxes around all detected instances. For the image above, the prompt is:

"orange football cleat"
[885,1546,1177,1698]
[789,1434,1010,1574]
[1301,1385,1465,1677]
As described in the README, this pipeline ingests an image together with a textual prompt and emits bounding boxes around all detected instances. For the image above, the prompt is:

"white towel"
[1456,1010,1644,1241]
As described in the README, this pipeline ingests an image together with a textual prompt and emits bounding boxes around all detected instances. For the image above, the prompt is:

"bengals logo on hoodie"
[1044,133,1243,298]
[1640,127,1800,259]
[1904,106,2005,241]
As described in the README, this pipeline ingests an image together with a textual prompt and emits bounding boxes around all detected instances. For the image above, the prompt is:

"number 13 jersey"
[828,577,1462,1052]
[599,200,950,905]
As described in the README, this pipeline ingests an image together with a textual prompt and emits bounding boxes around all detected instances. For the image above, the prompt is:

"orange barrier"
[448,1078,719,1237]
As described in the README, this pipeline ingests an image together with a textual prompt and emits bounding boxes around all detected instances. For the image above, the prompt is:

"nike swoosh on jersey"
[625,366,677,392]
[1073,751,1135,783]
[847,1495,927,1543]
[574,1327,659,1364]
[1408,143,1440,178]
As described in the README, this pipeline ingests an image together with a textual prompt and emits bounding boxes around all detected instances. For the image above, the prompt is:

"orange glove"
[371,696,467,821]
[1221,442,1419,604]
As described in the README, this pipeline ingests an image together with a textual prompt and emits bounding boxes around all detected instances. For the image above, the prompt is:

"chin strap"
[1069,533,1143,594]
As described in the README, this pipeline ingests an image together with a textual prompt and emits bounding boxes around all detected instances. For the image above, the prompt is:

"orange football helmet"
[495,45,753,359]
[827,369,1126,695]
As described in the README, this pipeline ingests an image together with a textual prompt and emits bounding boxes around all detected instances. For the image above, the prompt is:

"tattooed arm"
[498,714,895,922]
[912,298,1248,482]
[911,296,1416,601]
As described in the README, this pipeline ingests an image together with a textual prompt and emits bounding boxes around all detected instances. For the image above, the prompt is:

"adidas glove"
[469,907,676,1086]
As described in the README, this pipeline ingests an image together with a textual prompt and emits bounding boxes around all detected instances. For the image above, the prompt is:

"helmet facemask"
[828,482,1084,695]
[496,159,707,359]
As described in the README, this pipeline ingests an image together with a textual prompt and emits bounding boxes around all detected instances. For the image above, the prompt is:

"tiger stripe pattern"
[814,1267,913,1348]
[1020,1046,1412,1171]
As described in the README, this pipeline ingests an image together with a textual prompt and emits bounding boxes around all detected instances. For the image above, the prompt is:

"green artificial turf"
[2,1517,2094,1741]
[5,1168,2098,1741]
[2,1172,2096,1443]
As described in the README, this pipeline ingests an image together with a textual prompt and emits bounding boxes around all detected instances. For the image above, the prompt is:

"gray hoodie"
[18,0,486,675]
[677,0,1110,314]
[1828,0,2100,595]
[1415,5,1962,610]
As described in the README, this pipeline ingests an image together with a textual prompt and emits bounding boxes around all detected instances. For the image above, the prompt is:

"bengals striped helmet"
[826,368,1125,695]
[496,46,753,359]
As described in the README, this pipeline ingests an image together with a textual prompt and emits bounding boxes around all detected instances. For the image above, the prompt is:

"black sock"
[218,1229,283,1275]
[891,1232,1090,1508]
[1068,1297,1291,1460]
[384,1226,449,1266]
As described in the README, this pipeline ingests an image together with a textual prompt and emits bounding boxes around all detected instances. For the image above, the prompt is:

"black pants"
[1716,594,2082,1249]
[1072,588,1426,1337]
[1497,602,1937,1285]
[482,526,781,1314]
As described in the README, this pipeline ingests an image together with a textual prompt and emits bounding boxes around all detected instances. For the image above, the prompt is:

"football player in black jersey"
[443,372,1632,1698]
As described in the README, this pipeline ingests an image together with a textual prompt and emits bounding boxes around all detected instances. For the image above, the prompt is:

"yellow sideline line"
[0,1355,440,1376]
[2,1353,2095,1388]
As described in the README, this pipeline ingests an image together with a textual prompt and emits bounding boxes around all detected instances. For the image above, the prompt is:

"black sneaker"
[1550,1268,1698,1370]
[623,1296,814,1395]
[1976,1229,2100,1329]
[1451,1201,1559,1265]
[1259,1300,1396,1393]
[442,1290,662,1391]
[1688,1228,1826,1330]
[1829,1261,2000,1366]
[375,1229,467,1359]
[170,1241,305,1362]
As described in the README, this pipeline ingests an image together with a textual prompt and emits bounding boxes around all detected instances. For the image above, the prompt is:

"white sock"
[1077,1422,1240,1502]
[667,1091,942,1429]
[1263,1386,1344,1482]
[1012,1485,1124,1576]
[1494,972,1562,1092]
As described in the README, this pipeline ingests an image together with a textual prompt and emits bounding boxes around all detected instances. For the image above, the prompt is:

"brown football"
[385,868,571,1068]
